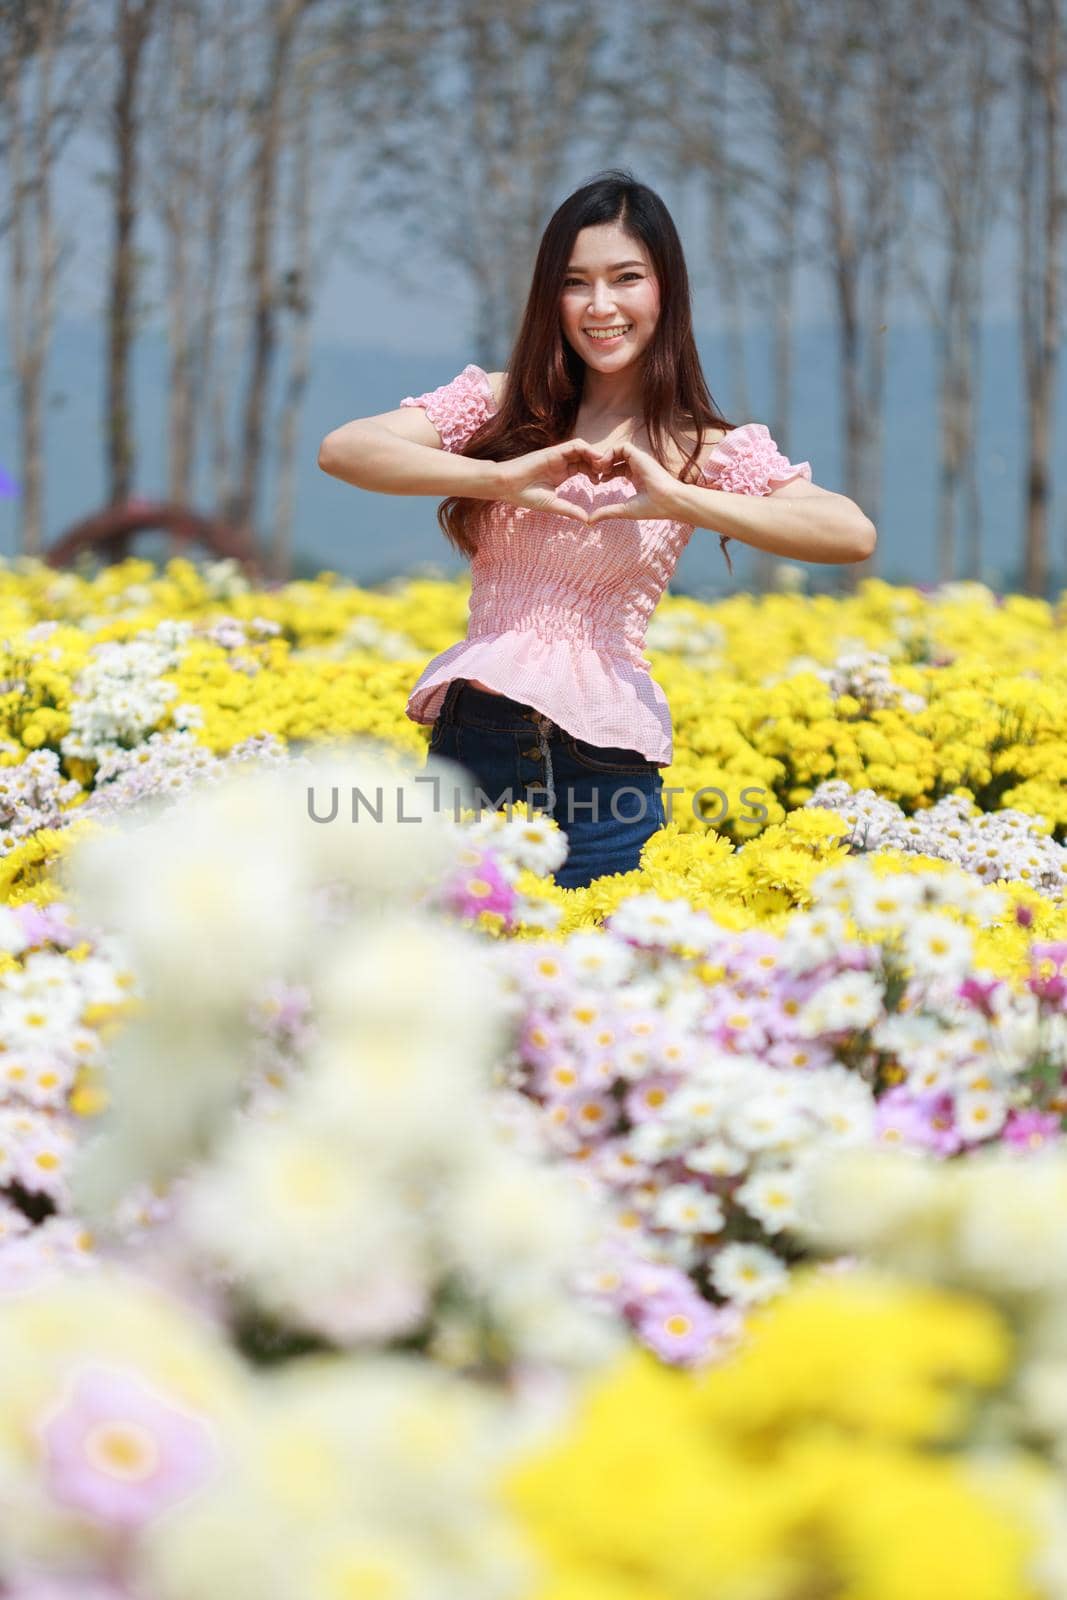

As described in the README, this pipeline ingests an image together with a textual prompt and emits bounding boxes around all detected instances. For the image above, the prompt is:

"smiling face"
[559,221,661,374]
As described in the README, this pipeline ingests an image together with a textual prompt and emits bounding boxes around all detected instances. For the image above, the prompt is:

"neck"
[580,362,644,417]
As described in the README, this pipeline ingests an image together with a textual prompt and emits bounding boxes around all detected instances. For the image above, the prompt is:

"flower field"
[1,553,1067,1596]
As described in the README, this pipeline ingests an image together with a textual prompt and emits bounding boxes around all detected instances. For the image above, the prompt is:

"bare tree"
[227,0,323,548]
[140,0,255,556]
[802,0,919,584]
[1016,0,1065,595]
[199,4,253,529]
[600,0,754,411]
[269,66,314,582]
[699,19,755,422]
[0,0,92,555]
[896,3,1006,585]
[107,0,162,530]
[328,0,618,368]
[147,0,201,514]
[709,0,827,587]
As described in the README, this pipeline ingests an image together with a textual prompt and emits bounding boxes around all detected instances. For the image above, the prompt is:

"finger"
[566,438,611,473]
[588,502,639,525]
[547,498,589,523]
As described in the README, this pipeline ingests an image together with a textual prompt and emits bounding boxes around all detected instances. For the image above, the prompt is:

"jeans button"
[521,745,541,759]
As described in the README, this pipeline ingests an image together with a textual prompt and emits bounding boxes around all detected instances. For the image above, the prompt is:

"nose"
[589,282,615,315]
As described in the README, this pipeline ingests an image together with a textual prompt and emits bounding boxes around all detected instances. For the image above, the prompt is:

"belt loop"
[441,678,463,723]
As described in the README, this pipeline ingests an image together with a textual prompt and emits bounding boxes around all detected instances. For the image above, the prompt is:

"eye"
[562,273,643,286]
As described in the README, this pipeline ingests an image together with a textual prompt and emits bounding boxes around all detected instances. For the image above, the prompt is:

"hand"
[585,440,687,525]
[492,439,619,524]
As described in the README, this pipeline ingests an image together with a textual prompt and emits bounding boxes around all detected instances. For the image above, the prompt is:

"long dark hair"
[435,167,737,561]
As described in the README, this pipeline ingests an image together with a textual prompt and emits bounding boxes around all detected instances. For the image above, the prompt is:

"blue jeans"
[423,678,665,890]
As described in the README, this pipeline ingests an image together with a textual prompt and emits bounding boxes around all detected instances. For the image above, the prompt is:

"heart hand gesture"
[492,439,619,524]
[585,440,687,526]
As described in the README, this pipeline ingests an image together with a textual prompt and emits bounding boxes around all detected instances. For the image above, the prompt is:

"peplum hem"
[405,630,675,765]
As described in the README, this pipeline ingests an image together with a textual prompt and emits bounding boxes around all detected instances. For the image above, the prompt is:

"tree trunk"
[3,2,66,557]
[201,4,244,525]
[1020,0,1062,597]
[233,0,314,551]
[269,68,314,583]
[161,0,197,540]
[107,0,159,557]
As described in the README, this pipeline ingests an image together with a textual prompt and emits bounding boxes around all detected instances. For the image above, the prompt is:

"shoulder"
[485,370,508,408]
[398,363,498,453]
[698,422,813,492]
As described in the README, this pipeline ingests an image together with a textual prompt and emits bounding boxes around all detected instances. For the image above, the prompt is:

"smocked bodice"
[396,362,812,763]
[465,488,689,664]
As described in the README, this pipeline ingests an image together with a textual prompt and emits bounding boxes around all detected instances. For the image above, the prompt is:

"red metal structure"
[45,500,263,580]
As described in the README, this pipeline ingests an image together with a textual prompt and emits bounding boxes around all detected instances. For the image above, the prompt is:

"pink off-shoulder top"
[399,363,812,765]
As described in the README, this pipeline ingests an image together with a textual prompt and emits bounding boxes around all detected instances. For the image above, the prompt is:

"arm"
[671,476,877,565]
[317,408,502,501]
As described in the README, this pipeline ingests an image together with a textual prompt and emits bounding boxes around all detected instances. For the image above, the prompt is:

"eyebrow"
[564,260,646,272]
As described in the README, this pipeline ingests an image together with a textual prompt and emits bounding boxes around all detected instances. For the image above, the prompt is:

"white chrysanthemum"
[710,1242,788,1305]
[642,1230,700,1272]
[446,1148,603,1287]
[179,1114,424,1270]
[775,906,852,974]
[902,1056,957,1097]
[871,1010,943,1052]
[988,994,1043,1060]
[806,1067,877,1143]
[560,929,637,989]
[850,873,925,932]
[809,856,878,910]
[1,982,88,1047]
[604,893,698,949]
[901,911,974,978]
[465,808,570,880]
[920,871,1007,923]
[795,970,884,1036]
[60,774,316,1013]
[690,1050,763,1093]
[652,1183,725,1234]
[735,1168,802,1233]
[309,915,511,1139]
[70,948,137,1007]
[0,907,28,955]
[625,1120,690,1163]
[683,1138,747,1177]
[726,1095,809,1153]
[955,1090,1008,1142]
[60,624,191,760]
[659,1082,730,1133]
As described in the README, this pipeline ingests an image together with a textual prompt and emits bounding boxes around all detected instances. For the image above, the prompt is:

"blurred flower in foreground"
[0,1263,534,1600]
[504,1269,1061,1600]
[54,750,619,1373]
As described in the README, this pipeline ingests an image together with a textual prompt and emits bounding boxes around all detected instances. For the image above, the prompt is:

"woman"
[318,168,876,890]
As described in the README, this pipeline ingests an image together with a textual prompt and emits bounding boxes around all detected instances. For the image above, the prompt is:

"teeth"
[586,325,631,340]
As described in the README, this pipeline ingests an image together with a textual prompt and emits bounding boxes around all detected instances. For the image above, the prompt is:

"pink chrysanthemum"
[37,1362,219,1527]
[440,849,517,926]
[1002,1109,1062,1152]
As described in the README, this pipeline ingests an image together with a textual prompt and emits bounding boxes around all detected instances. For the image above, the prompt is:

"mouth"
[582,324,633,344]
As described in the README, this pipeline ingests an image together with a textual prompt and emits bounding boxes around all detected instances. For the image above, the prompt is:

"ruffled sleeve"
[699,422,813,576]
[399,363,496,453]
